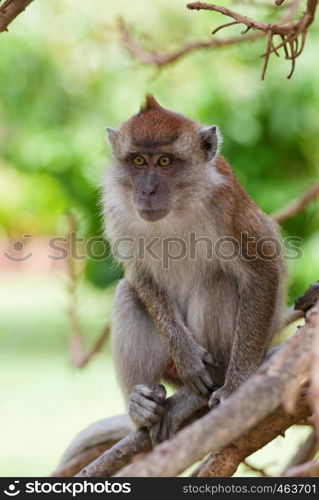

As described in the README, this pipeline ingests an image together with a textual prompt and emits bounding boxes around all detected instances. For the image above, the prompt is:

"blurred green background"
[0,0,318,476]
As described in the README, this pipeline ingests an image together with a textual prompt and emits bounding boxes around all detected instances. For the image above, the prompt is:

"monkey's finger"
[134,384,166,404]
[150,419,163,446]
[130,394,165,417]
[191,376,211,397]
[150,384,167,403]
[154,415,171,444]
[203,352,219,368]
[199,371,215,392]
[129,401,163,427]
[183,378,201,397]
[134,385,156,399]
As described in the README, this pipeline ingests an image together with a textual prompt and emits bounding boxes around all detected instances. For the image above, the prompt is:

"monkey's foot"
[150,397,180,445]
[128,384,167,428]
[208,384,232,409]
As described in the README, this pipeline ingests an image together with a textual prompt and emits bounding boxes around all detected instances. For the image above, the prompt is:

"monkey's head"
[107,96,221,222]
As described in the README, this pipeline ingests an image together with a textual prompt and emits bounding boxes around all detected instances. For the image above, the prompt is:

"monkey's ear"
[199,126,220,160]
[106,127,118,149]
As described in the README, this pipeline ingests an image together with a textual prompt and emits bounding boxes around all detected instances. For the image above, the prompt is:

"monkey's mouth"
[137,208,170,222]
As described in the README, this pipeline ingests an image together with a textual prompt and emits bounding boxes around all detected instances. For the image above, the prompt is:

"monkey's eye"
[158,156,173,167]
[132,156,147,167]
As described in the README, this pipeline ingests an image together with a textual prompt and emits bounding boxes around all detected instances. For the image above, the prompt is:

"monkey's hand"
[172,337,216,397]
[128,384,167,428]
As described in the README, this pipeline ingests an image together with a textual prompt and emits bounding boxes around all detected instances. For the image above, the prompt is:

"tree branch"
[118,0,316,78]
[272,182,319,223]
[76,428,152,477]
[0,0,34,33]
[52,440,119,478]
[187,0,318,79]
[119,18,263,68]
[191,388,310,477]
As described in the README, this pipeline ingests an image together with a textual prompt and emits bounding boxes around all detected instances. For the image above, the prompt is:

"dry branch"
[282,307,304,328]
[272,182,319,223]
[118,0,317,78]
[119,18,262,68]
[76,428,152,477]
[308,299,319,435]
[0,0,33,33]
[66,214,109,368]
[191,389,310,477]
[188,0,318,79]
[53,440,119,478]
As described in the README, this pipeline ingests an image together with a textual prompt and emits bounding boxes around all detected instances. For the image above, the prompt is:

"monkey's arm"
[132,275,216,397]
[209,269,280,407]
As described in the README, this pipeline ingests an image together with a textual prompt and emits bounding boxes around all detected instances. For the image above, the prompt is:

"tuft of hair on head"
[140,95,162,113]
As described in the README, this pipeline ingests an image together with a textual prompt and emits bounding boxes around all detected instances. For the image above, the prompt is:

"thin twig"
[119,17,263,68]
[187,0,318,78]
[66,214,110,368]
[308,302,319,436]
[272,182,319,223]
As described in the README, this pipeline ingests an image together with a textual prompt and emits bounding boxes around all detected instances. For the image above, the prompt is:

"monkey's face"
[107,97,220,222]
[123,151,188,221]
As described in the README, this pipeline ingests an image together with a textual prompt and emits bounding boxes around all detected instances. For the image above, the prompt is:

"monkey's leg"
[133,275,216,397]
[209,273,279,408]
[112,280,170,428]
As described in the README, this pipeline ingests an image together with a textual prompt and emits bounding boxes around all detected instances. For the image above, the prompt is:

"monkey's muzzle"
[138,208,170,222]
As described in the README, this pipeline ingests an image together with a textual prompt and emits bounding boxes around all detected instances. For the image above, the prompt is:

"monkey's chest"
[153,260,238,354]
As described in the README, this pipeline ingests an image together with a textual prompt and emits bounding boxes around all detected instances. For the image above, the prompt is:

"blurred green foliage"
[0,0,318,295]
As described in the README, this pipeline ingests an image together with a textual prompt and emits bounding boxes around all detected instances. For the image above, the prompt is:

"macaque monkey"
[103,96,286,443]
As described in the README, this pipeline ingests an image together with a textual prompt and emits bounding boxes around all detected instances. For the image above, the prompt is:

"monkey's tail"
[57,415,133,469]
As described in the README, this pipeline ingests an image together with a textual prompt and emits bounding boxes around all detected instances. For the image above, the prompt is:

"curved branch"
[0,0,34,33]
[191,388,310,477]
[52,440,119,478]
[119,18,262,68]
[76,428,152,477]
[188,0,318,79]
[272,182,319,223]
